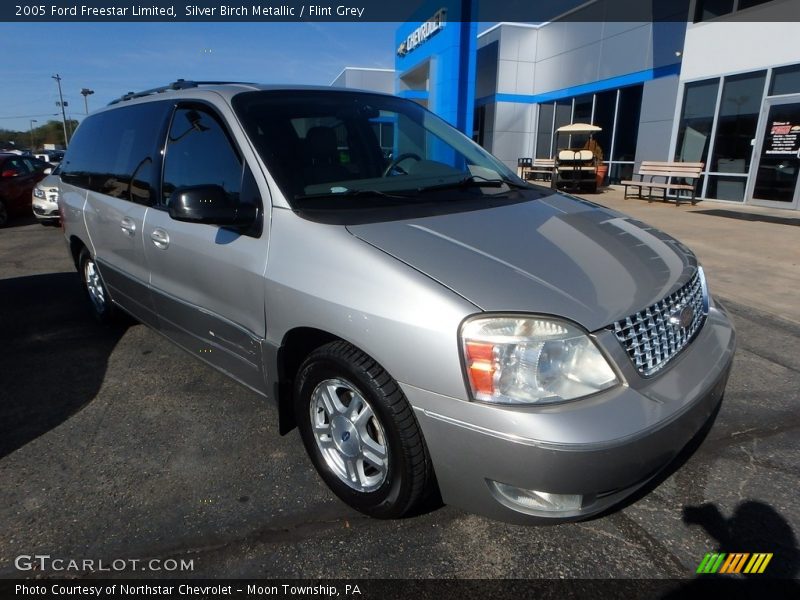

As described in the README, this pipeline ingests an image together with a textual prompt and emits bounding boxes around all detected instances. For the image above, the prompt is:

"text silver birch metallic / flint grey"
[58,82,735,524]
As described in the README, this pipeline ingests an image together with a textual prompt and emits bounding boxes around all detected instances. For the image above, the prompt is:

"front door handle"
[150,228,170,250]
[120,217,136,236]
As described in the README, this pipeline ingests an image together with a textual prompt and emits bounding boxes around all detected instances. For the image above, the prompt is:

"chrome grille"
[611,269,708,377]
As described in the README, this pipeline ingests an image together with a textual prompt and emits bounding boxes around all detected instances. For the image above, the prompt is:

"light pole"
[52,73,69,147]
[29,119,38,151]
[80,88,94,114]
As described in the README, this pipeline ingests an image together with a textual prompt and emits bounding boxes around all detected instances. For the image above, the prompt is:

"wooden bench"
[622,161,704,206]
[517,158,555,182]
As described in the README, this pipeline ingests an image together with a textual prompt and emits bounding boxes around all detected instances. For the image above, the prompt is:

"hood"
[346,194,697,332]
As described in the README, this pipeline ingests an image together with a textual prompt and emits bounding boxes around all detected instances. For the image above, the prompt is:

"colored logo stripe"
[744,553,773,574]
[720,553,749,573]
[696,552,773,574]
[697,553,726,574]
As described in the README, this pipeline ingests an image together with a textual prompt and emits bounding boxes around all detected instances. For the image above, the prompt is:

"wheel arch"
[69,235,87,270]
[274,326,341,435]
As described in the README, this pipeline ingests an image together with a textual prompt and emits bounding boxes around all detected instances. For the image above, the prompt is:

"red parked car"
[0,153,50,227]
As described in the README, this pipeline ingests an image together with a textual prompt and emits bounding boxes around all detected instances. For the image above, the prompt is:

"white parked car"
[32,166,60,224]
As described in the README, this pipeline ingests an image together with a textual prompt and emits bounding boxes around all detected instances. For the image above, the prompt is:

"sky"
[0,21,402,133]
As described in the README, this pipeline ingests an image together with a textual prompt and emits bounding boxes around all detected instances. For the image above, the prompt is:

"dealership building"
[335,0,800,209]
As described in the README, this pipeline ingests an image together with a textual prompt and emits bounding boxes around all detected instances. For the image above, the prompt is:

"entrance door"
[749,95,800,209]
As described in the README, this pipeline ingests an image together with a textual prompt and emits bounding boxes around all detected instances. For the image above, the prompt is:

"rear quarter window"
[61,101,172,205]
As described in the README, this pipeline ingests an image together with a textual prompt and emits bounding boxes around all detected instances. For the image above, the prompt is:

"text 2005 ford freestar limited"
[58,83,735,523]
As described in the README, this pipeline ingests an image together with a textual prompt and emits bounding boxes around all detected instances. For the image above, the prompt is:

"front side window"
[161,107,244,206]
[232,90,524,209]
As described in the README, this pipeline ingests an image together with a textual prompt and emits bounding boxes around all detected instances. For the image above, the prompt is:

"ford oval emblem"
[669,305,695,329]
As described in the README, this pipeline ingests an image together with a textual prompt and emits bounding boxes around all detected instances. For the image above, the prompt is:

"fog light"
[489,480,582,513]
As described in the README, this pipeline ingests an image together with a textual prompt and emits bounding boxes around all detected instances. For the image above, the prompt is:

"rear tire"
[78,248,116,324]
[0,199,8,227]
[294,341,434,518]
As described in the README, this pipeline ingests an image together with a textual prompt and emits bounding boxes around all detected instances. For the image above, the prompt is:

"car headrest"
[306,127,339,163]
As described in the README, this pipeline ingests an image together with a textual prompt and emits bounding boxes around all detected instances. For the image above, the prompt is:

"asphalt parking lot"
[0,213,798,581]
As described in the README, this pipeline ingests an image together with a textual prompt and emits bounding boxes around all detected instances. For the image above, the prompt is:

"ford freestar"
[58,81,735,523]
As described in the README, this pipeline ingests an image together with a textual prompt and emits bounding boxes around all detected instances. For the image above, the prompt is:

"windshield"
[232,90,526,207]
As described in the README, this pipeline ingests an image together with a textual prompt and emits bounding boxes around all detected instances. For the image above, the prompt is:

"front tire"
[294,341,434,518]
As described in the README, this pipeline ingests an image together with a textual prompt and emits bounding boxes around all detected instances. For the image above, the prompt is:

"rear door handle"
[150,228,170,249]
[120,217,136,236]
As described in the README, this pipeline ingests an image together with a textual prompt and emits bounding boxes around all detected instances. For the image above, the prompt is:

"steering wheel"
[382,152,422,177]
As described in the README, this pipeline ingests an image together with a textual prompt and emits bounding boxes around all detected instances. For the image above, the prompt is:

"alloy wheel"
[83,258,106,313]
[309,377,389,492]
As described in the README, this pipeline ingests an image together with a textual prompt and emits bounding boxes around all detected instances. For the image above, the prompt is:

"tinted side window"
[60,116,102,189]
[22,157,46,173]
[3,157,30,175]
[162,107,243,206]
[60,102,171,205]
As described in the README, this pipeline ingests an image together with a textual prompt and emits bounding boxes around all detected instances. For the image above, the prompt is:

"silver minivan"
[59,81,735,523]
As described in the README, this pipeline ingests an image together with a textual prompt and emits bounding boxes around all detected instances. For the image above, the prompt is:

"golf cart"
[552,123,603,194]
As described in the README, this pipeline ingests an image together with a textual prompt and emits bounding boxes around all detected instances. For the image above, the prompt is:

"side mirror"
[44,167,53,175]
[167,185,257,227]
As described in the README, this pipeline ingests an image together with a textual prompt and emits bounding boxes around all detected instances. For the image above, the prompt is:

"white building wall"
[682,18,800,82]
[331,68,394,93]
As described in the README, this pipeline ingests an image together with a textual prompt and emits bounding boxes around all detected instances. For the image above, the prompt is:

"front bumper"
[32,196,59,220]
[404,304,735,524]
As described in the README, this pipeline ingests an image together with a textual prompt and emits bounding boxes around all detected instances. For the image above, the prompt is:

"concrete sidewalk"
[578,185,800,325]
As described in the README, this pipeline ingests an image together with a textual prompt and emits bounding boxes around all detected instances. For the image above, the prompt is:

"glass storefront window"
[573,94,593,124]
[694,0,735,22]
[551,100,572,153]
[609,163,635,184]
[770,64,800,96]
[593,90,616,163]
[752,101,800,204]
[614,85,643,161]
[473,105,486,146]
[711,71,766,173]
[737,0,775,11]
[536,103,554,158]
[675,78,719,164]
[706,175,747,201]
[529,85,644,184]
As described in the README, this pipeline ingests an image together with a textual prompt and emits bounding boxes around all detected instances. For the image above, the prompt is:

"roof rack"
[108,79,256,105]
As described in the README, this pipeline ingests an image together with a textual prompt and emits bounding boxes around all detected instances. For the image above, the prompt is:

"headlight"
[461,316,618,405]
[33,188,45,198]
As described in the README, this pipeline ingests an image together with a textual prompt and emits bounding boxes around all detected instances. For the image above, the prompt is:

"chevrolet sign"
[397,8,447,57]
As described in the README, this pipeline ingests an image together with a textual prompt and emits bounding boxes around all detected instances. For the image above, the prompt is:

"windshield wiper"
[415,175,530,193]
[294,176,532,203]
[294,188,415,201]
